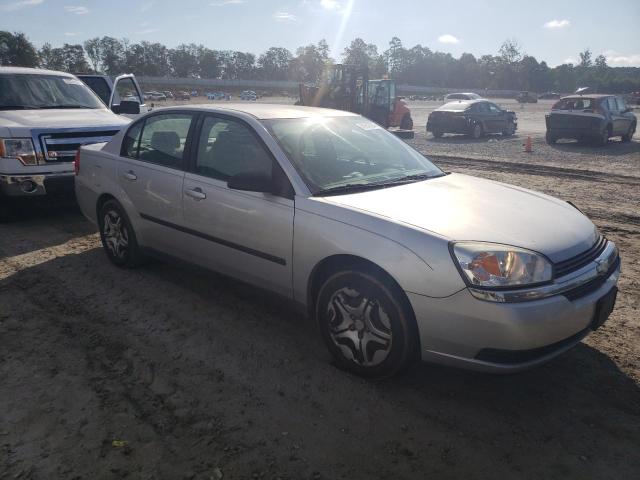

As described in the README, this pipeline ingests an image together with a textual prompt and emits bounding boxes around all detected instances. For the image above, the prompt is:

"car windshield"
[264,116,444,194]
[0,74,106,110]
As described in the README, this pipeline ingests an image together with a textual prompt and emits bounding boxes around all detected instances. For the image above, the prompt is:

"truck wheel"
[432,130,443,138]
[545,131,557,144]
[621,123,636,142]
[400,114,413,130]
[98,200,144,268]
[315,270,416,378]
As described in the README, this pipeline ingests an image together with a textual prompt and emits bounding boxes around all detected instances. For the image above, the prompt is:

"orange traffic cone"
[523,136,533,153]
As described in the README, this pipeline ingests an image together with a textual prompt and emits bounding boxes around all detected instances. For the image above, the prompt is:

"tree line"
[1,31,639,93]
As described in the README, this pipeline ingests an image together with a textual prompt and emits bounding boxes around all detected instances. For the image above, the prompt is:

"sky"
[1,0,639,67]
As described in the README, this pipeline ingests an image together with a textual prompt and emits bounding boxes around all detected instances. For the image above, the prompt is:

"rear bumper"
[408,260,620,373]
[547,127,603,140]
[0,171,74,197]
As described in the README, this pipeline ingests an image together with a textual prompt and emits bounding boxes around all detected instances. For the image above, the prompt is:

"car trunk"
[428,111,468,131]
[547,111,600,130]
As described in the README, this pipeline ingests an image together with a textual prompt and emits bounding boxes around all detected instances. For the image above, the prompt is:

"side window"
[488,103,501,113]
[606,97,617,112]
[122,121,143,158]
[195,116,273,181]
[476,102,489,113]
[137,114,193,169]
[616,97,627,112]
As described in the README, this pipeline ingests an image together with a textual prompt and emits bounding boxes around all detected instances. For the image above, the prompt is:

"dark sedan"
[427,100,517,139]
[545,95,636,145]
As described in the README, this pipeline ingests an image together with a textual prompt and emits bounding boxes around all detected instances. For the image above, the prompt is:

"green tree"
[579,49,592,68]
[258,47,293,80]
[342,38,379,70]
[84,37,102,73]
[499,38,522,64]
[0,31,39,67]
[99,37,125,75]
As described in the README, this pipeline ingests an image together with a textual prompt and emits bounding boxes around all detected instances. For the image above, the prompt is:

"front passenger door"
[487,102,506,132]
[182,115,295,298]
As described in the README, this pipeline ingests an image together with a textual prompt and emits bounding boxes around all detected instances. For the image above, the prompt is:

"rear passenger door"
[118,112,196,258]
[614,97,632,135]
[181,114,295,297]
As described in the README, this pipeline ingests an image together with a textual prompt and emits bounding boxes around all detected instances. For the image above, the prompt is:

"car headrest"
[151,131,180,153]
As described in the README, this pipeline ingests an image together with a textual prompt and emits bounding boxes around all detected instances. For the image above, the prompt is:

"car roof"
[0,66,75,77]
[152,103,358,120]
[561,94,612,99]
[441,99,485,106]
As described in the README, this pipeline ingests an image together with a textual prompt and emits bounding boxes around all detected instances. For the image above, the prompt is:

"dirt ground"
[1,107,639,479]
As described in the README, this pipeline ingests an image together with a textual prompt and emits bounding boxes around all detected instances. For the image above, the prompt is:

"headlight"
[452,242,552,288]
[0,138,38,165]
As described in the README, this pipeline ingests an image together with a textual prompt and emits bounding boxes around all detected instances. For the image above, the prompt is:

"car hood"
[321,173,597,262]
[0,108,130,133]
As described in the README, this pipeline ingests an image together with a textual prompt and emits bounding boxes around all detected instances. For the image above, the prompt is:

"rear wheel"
[316,270,416,378]
[502,121,516,136]
[98,200,144,268]
[545,131,557,144]
[470,122,483,139]
[432,130,443,138]
[621,122,636,142]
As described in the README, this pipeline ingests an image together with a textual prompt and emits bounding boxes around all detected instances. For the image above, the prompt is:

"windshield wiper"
[314,182,392,197]
[38,105,94,109]
[0,105,41,110]
[383,172,446,185]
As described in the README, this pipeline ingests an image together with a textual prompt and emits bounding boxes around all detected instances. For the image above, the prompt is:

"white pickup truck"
[0,67,147,220]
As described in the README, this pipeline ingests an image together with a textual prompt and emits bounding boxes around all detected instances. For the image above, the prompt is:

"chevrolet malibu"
[75,104,620,377]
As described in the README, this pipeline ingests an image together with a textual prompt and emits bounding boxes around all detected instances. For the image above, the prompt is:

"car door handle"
[122,171,137,181]
[185,187,206,200]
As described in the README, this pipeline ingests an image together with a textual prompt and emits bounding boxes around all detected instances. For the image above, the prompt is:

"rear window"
[438,102,470,111]
[552,98,595,110]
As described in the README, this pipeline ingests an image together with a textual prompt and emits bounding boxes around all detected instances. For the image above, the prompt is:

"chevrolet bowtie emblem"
[595,259,608,275]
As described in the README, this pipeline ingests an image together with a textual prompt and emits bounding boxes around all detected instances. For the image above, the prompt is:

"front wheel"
[621,123,636,142]
[98,200,144,268]
[502,122,516,136]
[316,270,416,378]
[545,131,557,144]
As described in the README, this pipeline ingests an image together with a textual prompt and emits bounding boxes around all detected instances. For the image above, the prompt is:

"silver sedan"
[75,104,620,377]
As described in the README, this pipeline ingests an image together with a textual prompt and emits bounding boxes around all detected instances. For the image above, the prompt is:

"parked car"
[539,92,561,100]
[545,94,636,145]
[240,90,257,101]
[163,91,174,99]
[145,91,166,101]
[516,91,538,103]
[427,100,517,138]
[0,67,132,220]
[190,90,199,97]
[75,104,620,377]
[444,92,482,101]
[175,91,191,101]
[206,92,226,100]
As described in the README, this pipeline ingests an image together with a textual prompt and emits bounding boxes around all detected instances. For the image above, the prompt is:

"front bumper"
[408,248,621,373]
[0,171,75,197]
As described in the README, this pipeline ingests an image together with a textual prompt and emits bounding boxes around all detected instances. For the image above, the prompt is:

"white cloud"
[210,0,244,5]
[64,5,89,15]
[64,32,78,36]
[543,19,570,29]
[438,34,460,45]
[563,57,578,65]
[604,50,640,67]
[273,11,296,21]
[0,0,43,12]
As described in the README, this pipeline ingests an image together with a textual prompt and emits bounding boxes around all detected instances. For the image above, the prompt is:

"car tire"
[470,122,483,139]
[400,114,413,130]
[621,122,636,142]
[545,131,557,144]
[98,200,144,268]
[315,270,416,378]
[432,130,443,138]
[502,122,516,137]
[597,126,611,146]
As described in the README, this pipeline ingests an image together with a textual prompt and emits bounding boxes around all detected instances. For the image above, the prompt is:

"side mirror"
[227,171,273,193]
[112,100,140,115]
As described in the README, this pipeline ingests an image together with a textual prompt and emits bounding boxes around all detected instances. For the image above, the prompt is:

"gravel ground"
[1,105,639,479]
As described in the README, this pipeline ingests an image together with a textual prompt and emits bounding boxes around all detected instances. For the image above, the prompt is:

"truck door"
[111,74,148,118]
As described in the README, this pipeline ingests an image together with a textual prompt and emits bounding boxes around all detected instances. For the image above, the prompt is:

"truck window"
[78,77,112,106]
[114,77,142,106]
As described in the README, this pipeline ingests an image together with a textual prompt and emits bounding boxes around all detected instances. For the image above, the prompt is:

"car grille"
[554,235,608,278]
[39,130,120,163]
